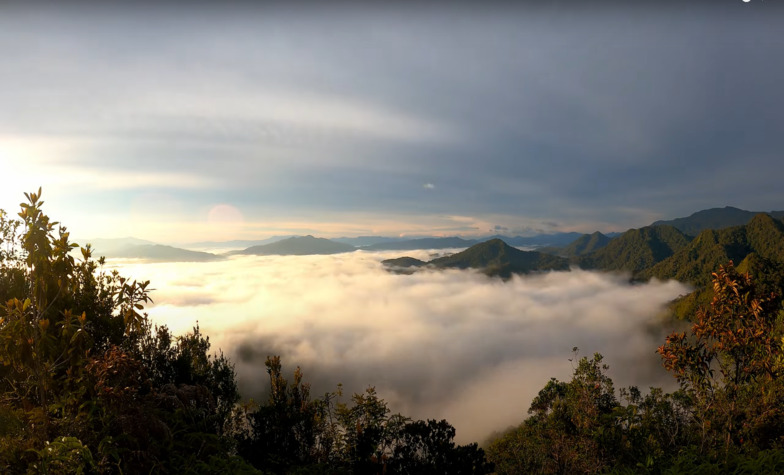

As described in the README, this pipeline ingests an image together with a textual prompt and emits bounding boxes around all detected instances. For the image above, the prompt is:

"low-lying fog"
[112,249,690,444]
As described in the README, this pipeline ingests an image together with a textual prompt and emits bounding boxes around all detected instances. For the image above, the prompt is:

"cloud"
[423,183,435,189]
[112,250,689,444]
[2,4,783,236]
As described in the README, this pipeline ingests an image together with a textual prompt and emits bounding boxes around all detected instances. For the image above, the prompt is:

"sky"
[1,1,783,243]
[112,251,690,444]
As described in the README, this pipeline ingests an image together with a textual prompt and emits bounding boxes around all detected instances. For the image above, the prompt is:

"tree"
[0,190,253,474]
[390,419,493,474]
[658,262,784,457]
[488,352,620,474]
[239,357,494,474]
[239,356,330,472]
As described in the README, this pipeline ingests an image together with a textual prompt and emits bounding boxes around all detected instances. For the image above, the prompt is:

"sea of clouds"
[113,250,690,444]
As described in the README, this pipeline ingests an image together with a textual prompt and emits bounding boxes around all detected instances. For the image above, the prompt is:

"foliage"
[488,352,624,474]
[489,260,784,473]
[389,419,493,474]
[239,358,493,474]
[657,262,784,457]
[26,436,96,475]
[0,190,249,473]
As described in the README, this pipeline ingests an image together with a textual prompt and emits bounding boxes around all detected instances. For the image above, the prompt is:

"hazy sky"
[1,2,782,242]
[113,251,690,444]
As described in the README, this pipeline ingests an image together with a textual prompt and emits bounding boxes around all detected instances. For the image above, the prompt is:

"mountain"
[545,232,612,257]
[183,236,296,249]
[235,235,356,256]
[428,239,569,278]
[640,214,784,319]
[477,232,584,248]
[643,214,784,286]
[379,256,428,274]
[97,244,222,262]
[651,206,784,236]
[332,236,411,247]
[381,256,427,268]
[364,237,478,251]
[81,237,156,253]
[578,225,691,273]
[78,237,222,262]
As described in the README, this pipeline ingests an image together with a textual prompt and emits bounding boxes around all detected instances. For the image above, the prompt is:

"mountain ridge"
[652,206,784,236]
[577,225,691,273]
[235,235,356,256]
[383,239,569,278]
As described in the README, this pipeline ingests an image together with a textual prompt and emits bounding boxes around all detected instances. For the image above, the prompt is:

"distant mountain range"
[383,225,692,278]
[183,236,295,249]
[75,205,784,321]
[100,244,223,262]
[484,232,585,248]
[331,236,412,247]
[232,235,356,256]
[651,206,784,236]
[79,238,223,262]
[81,237,156,252]
[539,232,613,257]
[559,231,612,257]
[81,207,784,280]
[174,231,592,254]
[381,210,784,320]
[364,237,478,251]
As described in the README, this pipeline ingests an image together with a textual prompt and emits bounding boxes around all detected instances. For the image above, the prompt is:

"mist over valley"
[110,248,689,444]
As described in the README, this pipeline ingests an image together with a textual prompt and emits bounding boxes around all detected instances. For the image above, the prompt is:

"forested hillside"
[577,225,691,273]
[558,231,612,257]
[640,214,784,319]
